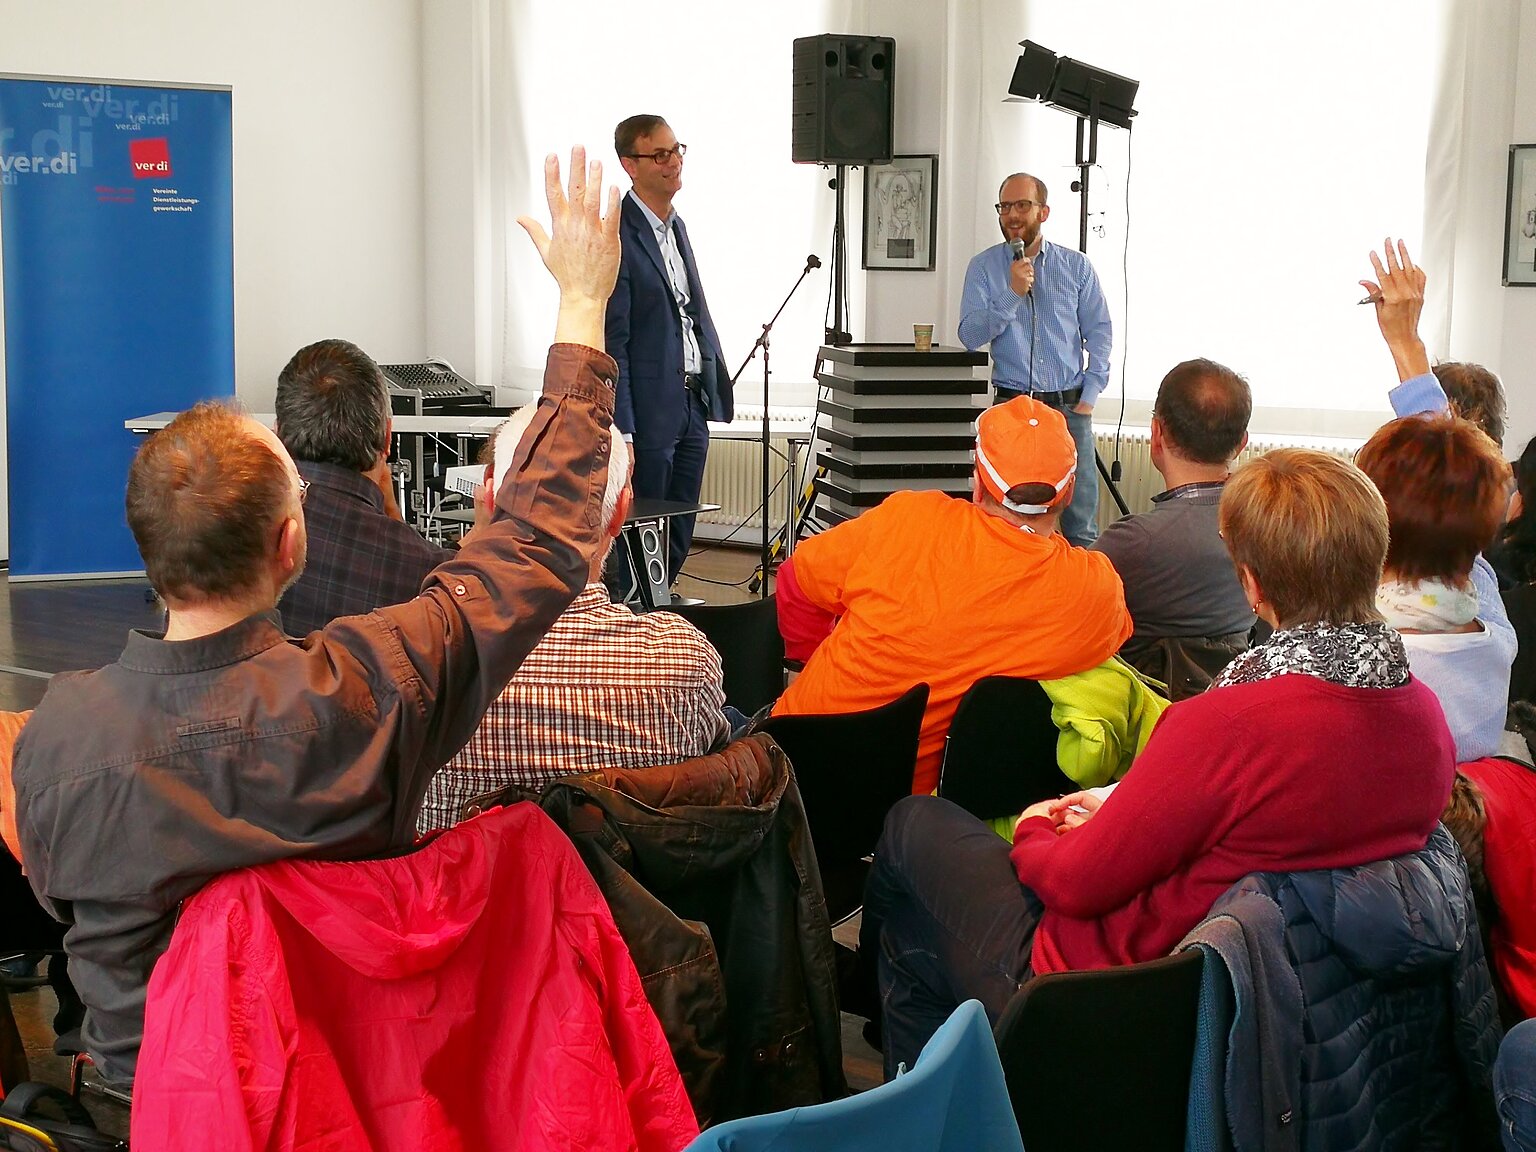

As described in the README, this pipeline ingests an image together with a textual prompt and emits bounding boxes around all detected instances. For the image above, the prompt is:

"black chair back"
[937,676,1072,820]
[993,950,1203,1152]
[665,596,786,716]
[1119,632,1247,701]
[0,991,25,1094]
[758,683,928,922]
[2,853,66,954]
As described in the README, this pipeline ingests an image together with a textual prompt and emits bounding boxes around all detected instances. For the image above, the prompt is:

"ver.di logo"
[129,137,171,179]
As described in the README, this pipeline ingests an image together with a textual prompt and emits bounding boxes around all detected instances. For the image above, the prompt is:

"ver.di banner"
[0,75,233,577]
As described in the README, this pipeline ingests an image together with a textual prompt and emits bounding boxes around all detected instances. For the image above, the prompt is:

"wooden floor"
[1,543,881,1137]
[675,537,777,605]
[0,577,162,712]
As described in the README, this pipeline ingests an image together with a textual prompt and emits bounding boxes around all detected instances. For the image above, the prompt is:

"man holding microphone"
[959,172,1112,546]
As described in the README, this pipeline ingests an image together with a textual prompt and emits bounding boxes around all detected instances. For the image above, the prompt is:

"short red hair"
[1354,414,1510,584]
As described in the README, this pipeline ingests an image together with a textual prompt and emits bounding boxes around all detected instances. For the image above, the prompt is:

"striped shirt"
[416,584,730,833]
[957,239,1112,405]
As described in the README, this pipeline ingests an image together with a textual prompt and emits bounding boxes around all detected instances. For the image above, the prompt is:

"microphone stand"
[730,254,821,599]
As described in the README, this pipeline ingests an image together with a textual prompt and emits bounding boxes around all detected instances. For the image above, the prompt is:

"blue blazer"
[605,193,733,445]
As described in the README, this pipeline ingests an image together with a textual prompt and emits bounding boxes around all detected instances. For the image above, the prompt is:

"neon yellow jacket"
[987,657,1169,838]
[1044,655,1170,788]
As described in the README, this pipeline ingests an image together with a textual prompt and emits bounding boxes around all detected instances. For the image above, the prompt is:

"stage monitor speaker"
[630,518,670,608]
[792,35,895,165]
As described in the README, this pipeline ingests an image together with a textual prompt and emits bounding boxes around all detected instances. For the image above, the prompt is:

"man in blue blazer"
[606,114,732,589]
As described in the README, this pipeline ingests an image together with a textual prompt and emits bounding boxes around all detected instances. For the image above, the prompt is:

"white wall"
[421,0,492,389]
[0,0,427,415]
[1502,2,1536,456]
[858,0,947,346]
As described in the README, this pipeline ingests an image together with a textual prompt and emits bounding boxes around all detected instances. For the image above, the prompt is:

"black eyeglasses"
[627,143,687,164]
[995,199,1040,215]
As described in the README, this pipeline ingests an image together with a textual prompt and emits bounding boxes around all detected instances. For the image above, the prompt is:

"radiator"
[1092,426,1362,532]
[701,418,1364,541]
[695,405,816,544]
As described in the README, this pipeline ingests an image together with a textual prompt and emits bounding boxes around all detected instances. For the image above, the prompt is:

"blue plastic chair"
[682,999,1023,1152]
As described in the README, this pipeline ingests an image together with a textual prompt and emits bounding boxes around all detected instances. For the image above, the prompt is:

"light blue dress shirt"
[957,240,1113,405]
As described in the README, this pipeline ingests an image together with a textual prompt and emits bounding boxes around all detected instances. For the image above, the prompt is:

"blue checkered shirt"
[958,239,1113,404]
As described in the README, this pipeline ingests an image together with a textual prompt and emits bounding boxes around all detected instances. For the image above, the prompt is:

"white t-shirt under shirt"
[1400,623,1515,763]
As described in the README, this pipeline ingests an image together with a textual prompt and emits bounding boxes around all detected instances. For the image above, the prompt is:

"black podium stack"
[815,343,989,524]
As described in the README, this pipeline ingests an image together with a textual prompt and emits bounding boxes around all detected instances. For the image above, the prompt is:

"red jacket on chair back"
[1461,755,1536,1019]
[130,803,698,1151]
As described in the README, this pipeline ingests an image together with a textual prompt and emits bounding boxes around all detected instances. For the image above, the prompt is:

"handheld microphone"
[1010,238,1032,295]
[805,254,822,272]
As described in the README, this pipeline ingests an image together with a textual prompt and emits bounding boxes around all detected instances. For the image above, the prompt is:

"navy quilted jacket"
[1187,825,1502,1151]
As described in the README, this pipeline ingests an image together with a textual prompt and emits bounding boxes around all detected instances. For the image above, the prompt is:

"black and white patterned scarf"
[1210,620,1410,691]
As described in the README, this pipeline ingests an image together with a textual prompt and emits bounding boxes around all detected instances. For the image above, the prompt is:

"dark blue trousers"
[626,389,711,585]
[859,796,1043,1079]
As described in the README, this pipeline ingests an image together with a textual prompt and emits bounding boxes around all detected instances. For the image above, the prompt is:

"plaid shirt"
[417,584,731,833]
[278,461,455,636]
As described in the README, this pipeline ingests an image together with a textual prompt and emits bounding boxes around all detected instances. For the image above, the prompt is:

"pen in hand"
[1357,295,1382,305]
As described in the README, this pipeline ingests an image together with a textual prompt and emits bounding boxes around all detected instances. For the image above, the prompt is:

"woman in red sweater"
[859,449,1456,1078]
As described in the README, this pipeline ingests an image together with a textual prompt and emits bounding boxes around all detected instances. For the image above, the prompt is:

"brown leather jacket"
[534,735,846,1126]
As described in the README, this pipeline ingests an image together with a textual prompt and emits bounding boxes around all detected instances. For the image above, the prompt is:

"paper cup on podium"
[913,323,934,352]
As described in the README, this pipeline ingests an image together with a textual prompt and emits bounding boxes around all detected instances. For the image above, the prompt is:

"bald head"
[126,403,300,603]
[1152,359,1251,465]
[998,172,1047,205]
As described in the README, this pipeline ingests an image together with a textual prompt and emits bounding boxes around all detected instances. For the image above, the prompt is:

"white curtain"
[468,0,1457,427]
[1420,0,1522,395]
[926,0,1440,426]
[481,0,845,406]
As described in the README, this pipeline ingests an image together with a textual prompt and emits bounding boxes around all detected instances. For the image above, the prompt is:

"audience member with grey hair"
[417,409,730,832]
[274,338,455,635]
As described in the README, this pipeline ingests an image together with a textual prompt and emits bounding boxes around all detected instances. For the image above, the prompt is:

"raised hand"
[517,147,621,348]
[1360,237,1430,382]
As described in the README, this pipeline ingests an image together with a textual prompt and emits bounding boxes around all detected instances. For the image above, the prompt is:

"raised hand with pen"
[1359,237,1431,382]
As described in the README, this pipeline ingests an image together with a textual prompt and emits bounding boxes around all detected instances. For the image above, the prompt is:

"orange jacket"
[775,491,1131,794]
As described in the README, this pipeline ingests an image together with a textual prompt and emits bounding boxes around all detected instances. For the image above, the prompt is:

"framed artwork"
[862,154,938,271]
[1504,143,1536,286]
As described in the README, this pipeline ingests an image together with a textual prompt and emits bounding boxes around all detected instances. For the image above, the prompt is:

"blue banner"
[0,76,233,577]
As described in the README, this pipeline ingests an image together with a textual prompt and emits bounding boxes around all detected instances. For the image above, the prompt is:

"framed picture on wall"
[1504,143,1536,286]
[862,154,938,271]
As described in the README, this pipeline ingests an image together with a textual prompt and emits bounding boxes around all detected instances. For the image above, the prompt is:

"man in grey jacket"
[1090,359,1255,696]
[10,146,621,1086]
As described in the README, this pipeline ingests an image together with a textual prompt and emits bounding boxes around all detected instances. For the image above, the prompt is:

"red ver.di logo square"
[129,137,172,179]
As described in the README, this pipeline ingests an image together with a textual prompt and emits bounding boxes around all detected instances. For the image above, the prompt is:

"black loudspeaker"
[792,35,895,165]
[630,518,670,608]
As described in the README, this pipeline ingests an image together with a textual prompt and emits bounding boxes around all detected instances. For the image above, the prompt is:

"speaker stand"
[825,164,853,346]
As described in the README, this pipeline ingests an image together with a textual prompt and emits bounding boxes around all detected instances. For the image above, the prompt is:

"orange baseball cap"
[974,396,1078,515]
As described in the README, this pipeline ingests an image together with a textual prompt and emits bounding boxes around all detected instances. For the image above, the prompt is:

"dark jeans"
[860,796,1043,1079]
[625,389,712,584]
[1498,1018,1536,1151]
